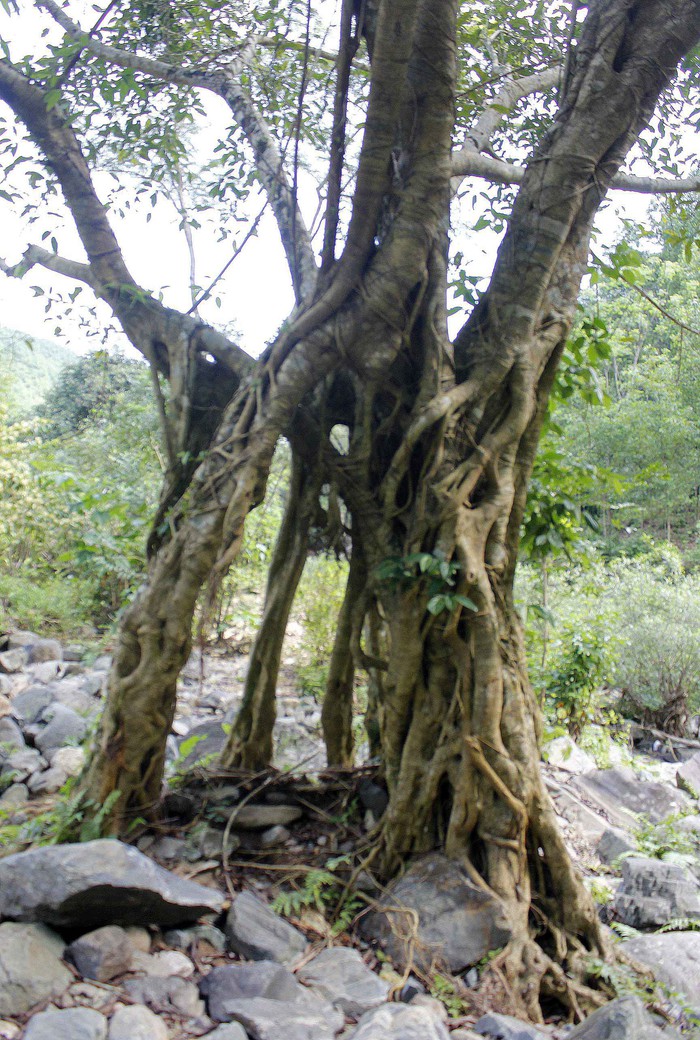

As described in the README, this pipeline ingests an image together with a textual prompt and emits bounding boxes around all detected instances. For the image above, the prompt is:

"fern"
[611,921,642,941]
[657,916,700,933]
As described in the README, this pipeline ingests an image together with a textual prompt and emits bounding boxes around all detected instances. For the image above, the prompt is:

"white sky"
[0,2,653,357]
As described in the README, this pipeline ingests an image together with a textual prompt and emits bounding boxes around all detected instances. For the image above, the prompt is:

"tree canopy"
[2,0,700,1021]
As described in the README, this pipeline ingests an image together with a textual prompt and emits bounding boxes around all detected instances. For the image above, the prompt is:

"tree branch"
[36,0,318,301]
[0,244,99,287]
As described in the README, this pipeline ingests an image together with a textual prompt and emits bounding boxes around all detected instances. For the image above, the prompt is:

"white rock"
[130,949,194,977]
[542,736,596,774]
[108,1004,169,1040]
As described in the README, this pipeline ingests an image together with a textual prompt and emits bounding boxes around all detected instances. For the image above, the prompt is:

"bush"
[545,618,617,738]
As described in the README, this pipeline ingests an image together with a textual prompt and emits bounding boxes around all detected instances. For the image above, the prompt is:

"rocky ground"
[1,629,700,1039]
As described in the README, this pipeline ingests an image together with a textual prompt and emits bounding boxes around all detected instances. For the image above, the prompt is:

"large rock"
[347,1004,450,1040]
[123,974,205,1016]
[474,1012,549,1039]
[566,995,680,1038]
[596,827,635,866]
[23,1007,107,1040]
[0,839,224,928]
[66,925,134,982]
[570,768,691,831]
[614,856,700,928]
[0,922,72,1015]
[622,932,700,1009]
[542,736,596,774]
[200,961,343,1040]
[225,890,308,965]
[298,947,390,1016]
[107,1004,169,1040]
[11,685,54,724]
[34,703,88,754]
[27,638,64,664]
[361,853,512,972]
[0,649,27,674]
[677,752,700,799]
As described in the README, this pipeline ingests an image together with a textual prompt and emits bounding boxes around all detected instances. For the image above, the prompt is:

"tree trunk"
[220,452,320,769]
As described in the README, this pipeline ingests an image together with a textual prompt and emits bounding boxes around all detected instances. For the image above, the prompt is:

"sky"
[0,2,654,359]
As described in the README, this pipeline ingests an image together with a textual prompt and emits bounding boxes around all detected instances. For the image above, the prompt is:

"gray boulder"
[0,839,224,928]
[23,1007,107,1040]
[361,853,512,972]
[0,649,27,674]
[677,752,700,799]
[66,925,134,981]
[203,1027,249,1040]
[298,947,390,1016]
[614,856,700,928]
[0,922,72,1016]
[348,1004,451,1040]
[107,1004,169,1040]
[474,1012,549,1039]
[200,961,343,1040]
[27,639,63,664]
[596,827,635,866]
[34,703,87,754]
[1,746,44,783]
[11,685,54,724]
[123,974,205,1016]
[623,931,700,1009]
[0,716,25,750]
[566,995,679,1038]
[571,769,691,830]
[225,890,308,965]
[175,720,231,770]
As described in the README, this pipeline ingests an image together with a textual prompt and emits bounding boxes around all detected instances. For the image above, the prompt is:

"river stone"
[677,752,700,799]
[570,768,691,830]
[203,1027,249,1040]
[27,639,63,664]
[0,839,224,927]
[176,720,230,770]
[0,693,10,717]
[0,649,26,674]
[622,932,700,1009]
[200,961,301,1018]
[107,1004,169,1040]
[0,782,28,808]
[298,947,390,1016]
[225,890,308,965]
[66,925,134,982]
[474,1012,549,1039]
[0,1021,20,1039]
[0,716,25,749]
[23,1006,107,1040]
[5,629,40,650]
[48,744,86,775]
[614,856,700,928]
[206,996,342,1040]
[347,1003,451,1040]
[123,974,205,1016]
[0,922,72,1015]
[542,736,596,774]
[566,995,679,1038]
[361,853,512,972]
[1,746,45,782]
[596,827,635,866]
[11,684,54,724]
[214,803,302,829]
[34,703,87,753]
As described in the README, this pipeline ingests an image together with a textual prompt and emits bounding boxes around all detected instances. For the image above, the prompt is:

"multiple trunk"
[3,0,700,1021]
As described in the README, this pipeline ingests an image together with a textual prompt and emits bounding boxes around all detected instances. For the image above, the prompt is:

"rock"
[0,922,72,1016]
[0,783,28,808]
[0,717,25,749]
[0,1021,20,1039]
[473,1012,549,1039]
[175,720,231,770]
[677,752,700,798]
[5,629,40,651]
[225,890,308,965]
[185,824,240,861]
[28,764,71,794]
[48,744,86,775]
[29,661,65,684]
[123,975,205,1016]
[35,703,87,754]
[163,923,227,953]
[150,835,188,861]
[298,947,390,1016]
[542,736,596,774]
[358,779,389,817]
[27,639,63,664]
[68,980,115,1011]
[130,948,195,977]
[23,1007,107,1040]
[614,856,700,928]
[596,827,635,866]
[0,649,26,674]
[202,1026,249,1040]
[0,694,10,717]
[217,803,302,829]
[566,994,678,1038]
[347,1003,451,1040]
[622,932,700,1009]
[200,961,343,1039]
[1,747,44,782]
[124,925,152,953]
[0,839,224,928]
[107,1003,169,1040]
[260,824,291,847]
[571,768,691,831]
[10,685,53,724]
[50,679,98,716]
[361,853,512,972]
[92,655,112,672]
[66,925,134,982]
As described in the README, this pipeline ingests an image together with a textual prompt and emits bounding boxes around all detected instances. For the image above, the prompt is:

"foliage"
[429,973,470,1019]
[625,812,700,866]
[271,856,363,935]
[544,619,617,739]
[375,551,477,616]
[0,326,73,419]
[296,554,348,699]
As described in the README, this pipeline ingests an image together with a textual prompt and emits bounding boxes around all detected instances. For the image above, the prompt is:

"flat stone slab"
[347,1004,451,1040]
[0,839,224,928]
[570,768,691,830]
[361,853,512,972]
[298,947,390,1016]
[623,932,700,1010]
[614,856,700,929]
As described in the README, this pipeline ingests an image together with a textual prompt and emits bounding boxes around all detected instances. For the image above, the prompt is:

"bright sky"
[0,2,653,358]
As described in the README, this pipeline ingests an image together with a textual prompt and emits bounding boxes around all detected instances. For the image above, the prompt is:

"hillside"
[0,327,76,419]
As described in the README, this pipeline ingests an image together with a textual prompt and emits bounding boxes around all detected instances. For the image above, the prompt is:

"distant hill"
[0,327,76,419]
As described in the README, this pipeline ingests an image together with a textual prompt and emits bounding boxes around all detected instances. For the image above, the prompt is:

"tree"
[2,0,700,1018]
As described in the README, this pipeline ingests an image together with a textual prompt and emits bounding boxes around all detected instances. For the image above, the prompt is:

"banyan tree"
[2,0,700,1017]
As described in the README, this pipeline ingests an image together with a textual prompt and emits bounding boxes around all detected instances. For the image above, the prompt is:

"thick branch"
[0,244,99,288]
[36,0,317,301]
